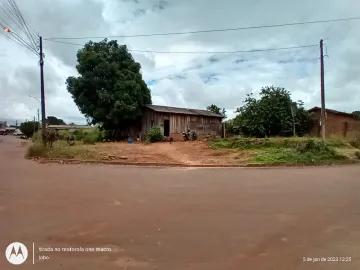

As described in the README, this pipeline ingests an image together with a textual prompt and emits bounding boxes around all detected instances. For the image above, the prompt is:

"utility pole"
[33,116,36,135]
[290,102,297,137]
[39,36,46,144]
[320,39,326,139]
[15,120,18,128]
[37,109,40,129]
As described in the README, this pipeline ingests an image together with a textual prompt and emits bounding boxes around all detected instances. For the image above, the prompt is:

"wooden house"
[141,105,224,140]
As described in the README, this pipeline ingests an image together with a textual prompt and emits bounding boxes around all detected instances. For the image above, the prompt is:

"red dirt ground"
[1,135,360,269]
[74,141,245,165]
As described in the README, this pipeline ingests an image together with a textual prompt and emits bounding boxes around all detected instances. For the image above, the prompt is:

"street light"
[29,95,40,103]
[28,96,40,129]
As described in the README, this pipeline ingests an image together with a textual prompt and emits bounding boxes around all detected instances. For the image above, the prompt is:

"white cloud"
[1,0,360,125]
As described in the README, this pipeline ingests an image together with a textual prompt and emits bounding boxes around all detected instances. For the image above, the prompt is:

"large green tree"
[46,116,66,125]
[233,86,315,137]
[66,39,152,133]
[206,104,227,119]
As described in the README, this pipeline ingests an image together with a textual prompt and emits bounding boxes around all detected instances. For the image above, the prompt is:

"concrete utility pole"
[39,36,46,144]
[320,39,326,139]
[33,116,36,134]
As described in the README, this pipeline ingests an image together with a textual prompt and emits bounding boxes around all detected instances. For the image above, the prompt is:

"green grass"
[212,137,352,165]
[212,137,348,149]
[26,141,97,160]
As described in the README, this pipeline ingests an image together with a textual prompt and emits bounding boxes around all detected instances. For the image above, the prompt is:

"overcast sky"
[0,0,359,125]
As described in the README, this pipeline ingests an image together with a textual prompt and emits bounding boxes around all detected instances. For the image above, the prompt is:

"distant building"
[46,124,92,131]
[308,107,360,137]
[0,121,7,130]
[5,127,16,134]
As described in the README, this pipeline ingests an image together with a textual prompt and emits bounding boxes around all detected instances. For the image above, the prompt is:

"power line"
[7,0,38,49]
[0,0,38,51]
[0,29,37,55]
[45,39,318,54]
[0,0,29,39]
[10,0,38,47]
[44,16,360,40]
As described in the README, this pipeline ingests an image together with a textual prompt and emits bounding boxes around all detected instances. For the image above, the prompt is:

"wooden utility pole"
[320,39,326,139]
[39,36,46,144]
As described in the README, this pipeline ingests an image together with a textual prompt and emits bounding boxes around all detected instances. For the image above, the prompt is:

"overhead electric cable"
[45,39,318,54]
[44,16,360,40]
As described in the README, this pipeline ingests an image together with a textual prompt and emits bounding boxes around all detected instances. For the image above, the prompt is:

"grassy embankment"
[26,128,103,160]
[212,136,360,165]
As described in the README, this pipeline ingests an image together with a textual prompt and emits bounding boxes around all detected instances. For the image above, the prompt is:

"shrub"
[58,130,72,140]
[26,143,48,158]
[349,137,360,149]
[296,140,330,153]
[146,126,164,143]
[82,133,97,144]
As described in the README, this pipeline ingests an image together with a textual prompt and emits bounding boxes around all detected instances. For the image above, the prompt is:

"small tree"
[233,86,315,137]
[206,104,227,119]
[20,121,39,138]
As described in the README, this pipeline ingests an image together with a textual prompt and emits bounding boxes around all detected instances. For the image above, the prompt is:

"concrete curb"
[30,157,359,168]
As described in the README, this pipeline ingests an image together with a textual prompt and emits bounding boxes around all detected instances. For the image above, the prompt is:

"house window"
[151,120,155,127]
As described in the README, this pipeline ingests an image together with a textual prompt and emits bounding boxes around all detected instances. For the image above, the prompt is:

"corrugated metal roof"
[308,106,358,119]
[145,105,198,115]
[47,125,92,129]
[145,105,223,118]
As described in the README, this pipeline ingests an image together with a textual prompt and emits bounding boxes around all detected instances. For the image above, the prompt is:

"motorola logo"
[5,242,28,265]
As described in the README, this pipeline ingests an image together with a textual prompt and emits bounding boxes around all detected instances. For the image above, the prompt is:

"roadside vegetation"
[26,141,97,160]
[212,136,359,165]
[26,128,104,159]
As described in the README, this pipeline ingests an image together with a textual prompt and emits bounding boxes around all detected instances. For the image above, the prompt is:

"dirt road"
[1,136,360,269]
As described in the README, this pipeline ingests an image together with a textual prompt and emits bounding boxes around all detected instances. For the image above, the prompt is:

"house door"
[164,120,170,137]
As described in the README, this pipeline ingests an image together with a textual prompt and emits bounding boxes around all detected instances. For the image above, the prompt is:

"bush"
[146,126,164,143]
[355,151,360,160]
[82,133,97,144]
[26,143,48,158]
[296,140,330,153]
[57,128,103,142]
[58,130,72,140]
[349,136,360,149]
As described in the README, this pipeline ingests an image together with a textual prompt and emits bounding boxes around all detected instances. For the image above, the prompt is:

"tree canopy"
[66,39,152,132]
[206,104,226,119]
[233,86,315,137]
[352,111,360,120]
[20,121,38,138]
[46,116,66,125]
